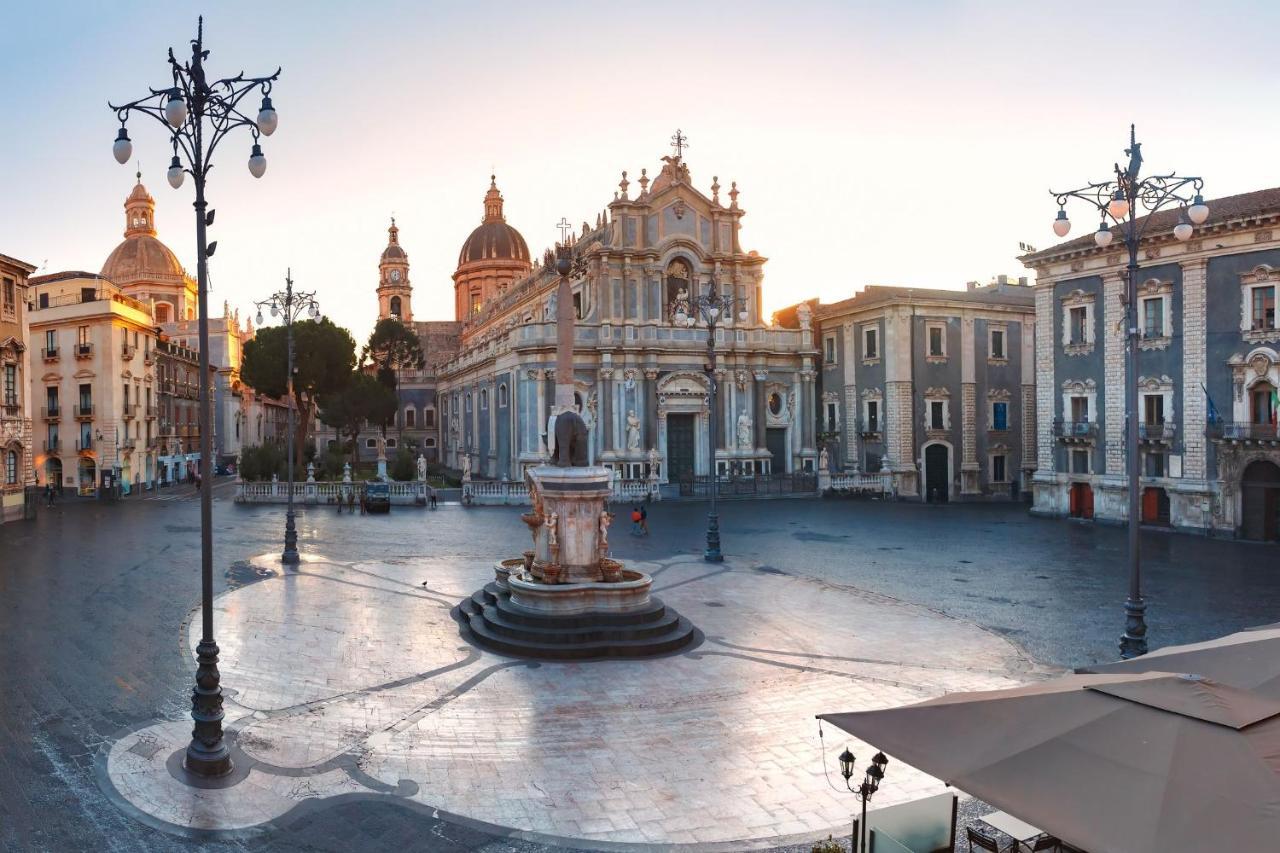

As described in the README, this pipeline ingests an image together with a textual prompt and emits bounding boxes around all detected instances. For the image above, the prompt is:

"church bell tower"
[377,217,412,322]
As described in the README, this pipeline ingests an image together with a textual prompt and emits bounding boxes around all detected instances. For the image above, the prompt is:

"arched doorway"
[1142,487,1170,525]
[78,457,97,496]
[1241,460,1280,542]
[924,443,949,503]
[45,457,62,491]
[1069,482,1094,519]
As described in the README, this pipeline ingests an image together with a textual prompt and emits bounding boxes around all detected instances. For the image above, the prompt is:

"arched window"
[424,407,436,427]
[390,295,402,317]
[405,407,416,427]
[4,449,17,485]
[1253,382,1277,425]
[480,389,488,409]
[387,438,397,449]
[665,259,691,322]
[465,394,472,412]
[498,384,508,407]
[366,438,377,449]
[425,437,437,447]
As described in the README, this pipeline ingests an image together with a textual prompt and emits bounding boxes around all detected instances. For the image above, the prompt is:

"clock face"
[391,270,401,282]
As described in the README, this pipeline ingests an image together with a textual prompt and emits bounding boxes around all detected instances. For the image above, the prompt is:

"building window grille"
[990,329,1005,359]
[5,449,16,484]
[930,400,945,430]
[1144,451,1166,477]
[992,402,1008,431]
[1252,285,1277,330]
[863,327,878,359]
[865,451,881,472]
[1069,306,1087,344]
[1143,297,1164,338]
[1071,449,1090,474]
[991,453,1007,483]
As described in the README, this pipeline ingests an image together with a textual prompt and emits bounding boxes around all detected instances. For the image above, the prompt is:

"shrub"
[239,444,286,481]
[390,447,416,481]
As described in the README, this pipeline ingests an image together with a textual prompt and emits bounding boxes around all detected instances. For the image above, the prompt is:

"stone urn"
[542,563,561,585]
[599,557,623,584]
[522,550,535,572]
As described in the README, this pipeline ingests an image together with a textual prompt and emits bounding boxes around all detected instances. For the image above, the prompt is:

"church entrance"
[924,443,949,503]
[1241,460,1280,542]
[765,428,787,473]
[666,414,696,482]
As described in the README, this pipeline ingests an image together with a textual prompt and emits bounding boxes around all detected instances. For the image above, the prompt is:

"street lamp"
[1049,125,1206,660]
[109,16,280,778]
[838,746,889,852]
[675,276,749,563]
[255,270,319,565]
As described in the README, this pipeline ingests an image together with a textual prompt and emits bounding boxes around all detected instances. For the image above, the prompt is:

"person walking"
[630,505,642,535]
[429,487,437,510]
[348,488,358,515]
[639,503,649,536]
[44,483,53,507]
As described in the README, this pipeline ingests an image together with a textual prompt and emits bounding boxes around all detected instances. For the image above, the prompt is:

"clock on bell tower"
[377,217,412,322]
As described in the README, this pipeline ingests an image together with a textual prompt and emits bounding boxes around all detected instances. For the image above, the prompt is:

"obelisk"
[553,247,575,411]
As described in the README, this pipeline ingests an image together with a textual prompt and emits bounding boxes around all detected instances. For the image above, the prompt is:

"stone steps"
[455,583,698,661]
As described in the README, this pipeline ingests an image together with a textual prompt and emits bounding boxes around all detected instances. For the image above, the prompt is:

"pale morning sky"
[2,1,1278,342]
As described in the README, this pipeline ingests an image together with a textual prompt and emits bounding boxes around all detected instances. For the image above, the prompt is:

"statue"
[598,511,613,559]
[626,410,641,450]
[545,511,559,556]
[376,435,387,460]
[342,462,351,483]
[819,446,830,472]
[461,454,472,482]
[417,454,427,482]
[647,446,661,479]
[551,408,589,467]
[306,461,315,483]
[736,411,753,449]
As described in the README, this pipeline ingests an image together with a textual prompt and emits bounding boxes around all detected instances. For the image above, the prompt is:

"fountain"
[455,247,698,660]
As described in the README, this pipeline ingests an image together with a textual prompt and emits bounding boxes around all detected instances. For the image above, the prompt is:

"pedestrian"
[639,503,649,536]
[429,487,437,510]
[44,483,53,507]
[630,505,642,535]
[359,487,367,515]
[348,489,357,515]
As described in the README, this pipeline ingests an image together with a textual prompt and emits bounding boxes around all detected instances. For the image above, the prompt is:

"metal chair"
[1019,836,1061,852]
[967,826,1007,852]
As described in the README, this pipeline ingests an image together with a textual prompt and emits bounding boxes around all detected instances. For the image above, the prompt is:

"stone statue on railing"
[306,461,315,483]
[647,446,661,480]
[417,453,427,482]
[461,453,472,482]
[342,462,351,483]
[819,446,830,472]
[737,411,753,449]
[626,410,641,450]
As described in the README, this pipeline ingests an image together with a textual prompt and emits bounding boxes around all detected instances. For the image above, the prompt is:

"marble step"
[491,592,670,629]
[477,602,684,644]
[463,609,697,661]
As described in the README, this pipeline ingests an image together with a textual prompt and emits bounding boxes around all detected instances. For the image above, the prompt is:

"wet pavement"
[0,491,1275,851]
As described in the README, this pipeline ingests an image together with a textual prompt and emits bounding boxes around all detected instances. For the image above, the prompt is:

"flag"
[1272,387,1279,426]
[1201,383,1221,425]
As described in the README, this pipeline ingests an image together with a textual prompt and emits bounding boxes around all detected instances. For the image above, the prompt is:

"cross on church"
[556,217,572,244]
[670,129,689,159]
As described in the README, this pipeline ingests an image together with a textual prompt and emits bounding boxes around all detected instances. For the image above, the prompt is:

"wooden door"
[925,444,949,503]
[666,414,696,482]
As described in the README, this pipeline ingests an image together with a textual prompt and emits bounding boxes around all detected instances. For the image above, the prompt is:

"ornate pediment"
[1137,277,1173,296]
[1137,374,1174,392]
[1240,263,1276,285]
[861,387,883,401]
[987,387,1012,401]
[1061,378,1097,394]
[1062,288,1095,308]
[923,387,951,398]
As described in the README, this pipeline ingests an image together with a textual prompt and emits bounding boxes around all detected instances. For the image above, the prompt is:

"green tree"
[317,372,398,466]
[361,318,424,439]
[241,317,356,471]
[390,447,416,481]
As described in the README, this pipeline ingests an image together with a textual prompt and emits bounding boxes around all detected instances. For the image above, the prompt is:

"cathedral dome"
[100,176,187,284]
[457,176,529,266]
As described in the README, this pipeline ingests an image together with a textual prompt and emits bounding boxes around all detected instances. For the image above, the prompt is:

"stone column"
[884,306,916,495]
[1034,282,1056,475]
[1021,313,1037,487]
[534,369,548,455]
[843,321,859,468]
[643,368,659,451]
[1103,272,1127,476]
[960,314,980,495]
[753,370,767,451]
[802,370,817,453]
[599,367,614,454]
[1181,258,1208,480]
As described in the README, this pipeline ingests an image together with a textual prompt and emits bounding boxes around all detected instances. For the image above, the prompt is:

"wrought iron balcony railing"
[1207,421,1280,442]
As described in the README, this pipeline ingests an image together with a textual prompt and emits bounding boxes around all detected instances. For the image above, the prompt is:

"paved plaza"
[1,494,1276,851]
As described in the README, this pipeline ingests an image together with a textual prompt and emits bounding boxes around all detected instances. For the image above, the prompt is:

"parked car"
[363,481,391,513]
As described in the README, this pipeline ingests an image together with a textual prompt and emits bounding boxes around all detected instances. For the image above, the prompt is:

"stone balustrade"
[826,471,895,496]
[235,479,429,505]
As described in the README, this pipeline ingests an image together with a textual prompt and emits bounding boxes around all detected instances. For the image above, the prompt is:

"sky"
[3,1,1280,343]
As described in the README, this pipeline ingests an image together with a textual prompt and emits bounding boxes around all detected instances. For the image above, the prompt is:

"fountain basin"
[508,568,651,615]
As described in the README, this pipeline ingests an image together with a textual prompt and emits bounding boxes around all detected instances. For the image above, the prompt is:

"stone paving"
[104,549,1035,849]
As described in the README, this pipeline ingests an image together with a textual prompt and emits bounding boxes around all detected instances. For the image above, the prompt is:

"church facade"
[433,145,817,485]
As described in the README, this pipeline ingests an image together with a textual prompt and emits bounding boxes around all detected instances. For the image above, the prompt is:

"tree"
[317,372,398,466]
[362,318,424,439]
[241,318,356,471]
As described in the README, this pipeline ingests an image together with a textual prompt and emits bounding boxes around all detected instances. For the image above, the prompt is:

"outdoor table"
[980,810,1046,844]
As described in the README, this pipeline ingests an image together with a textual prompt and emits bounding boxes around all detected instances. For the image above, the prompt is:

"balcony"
[145,405,158,419]
[143,349,154,366]
[43,440,61,454]
[122,403,138,420]
[75,437,93,452]
[1139,422,1177,443]
[1207,421,1280,444]
[74,404,94,420]
[162,379,176,395]
[74,343,93,359]
[42,347,59,362]
[121,344,137,359]
[1053,420,1099,443]
[41,405,61,421]
[1,402,19,418]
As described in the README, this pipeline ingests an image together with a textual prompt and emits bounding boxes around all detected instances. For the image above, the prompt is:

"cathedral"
[423,141,817,484]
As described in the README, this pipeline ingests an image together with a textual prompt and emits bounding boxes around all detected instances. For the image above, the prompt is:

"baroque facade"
[1,252,37,522]
[434,146,816,483]
[1021,187,1280,541]
[803,279,1036,500]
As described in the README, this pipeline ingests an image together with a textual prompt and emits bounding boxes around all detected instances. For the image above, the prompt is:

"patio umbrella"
[819,670,1280,853]
[1080,625,1280,695]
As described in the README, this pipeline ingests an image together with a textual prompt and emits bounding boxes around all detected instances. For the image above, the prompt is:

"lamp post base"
[704,511,723,563]
[282,508,300,564]
[1119,596,1148,659]
[185,638,232,777]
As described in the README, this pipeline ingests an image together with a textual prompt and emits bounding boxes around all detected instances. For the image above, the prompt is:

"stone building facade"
[435,147,816,483]
[154,335,202,483]
[1021,187,1280,541]
[803,280,1036,500]
[1,252,37,522]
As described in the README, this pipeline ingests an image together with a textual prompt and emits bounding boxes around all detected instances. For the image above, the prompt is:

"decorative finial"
[638,167,649,197]
[619,170,630,200]
[556,217,572,244]
[729,181,739,208]
[711,175,720,205]
[671,128,689,160]
[490,173,497,189]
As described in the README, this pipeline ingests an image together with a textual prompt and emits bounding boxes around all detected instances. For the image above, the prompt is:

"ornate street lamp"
[675,277,749,563]
[255,270,319,565]
[838,746,889,852]
[1049,125,1206,659]
[109,16,280,778]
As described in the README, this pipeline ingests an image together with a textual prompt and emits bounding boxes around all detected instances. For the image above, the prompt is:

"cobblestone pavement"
[1,494,1276,851]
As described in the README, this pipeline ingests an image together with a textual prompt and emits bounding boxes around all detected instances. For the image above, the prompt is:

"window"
[930,400,945,430]
[424,407,436,427]
[1069,306,1087,345]
[1252,286,1276,330]
[405,407,416,428]
[865,400,880,433]
[45,330,56,352]
[1144,451,1166,477]
[78,383,92,410]
[1142,297,1164,338]
[2,277,14,316]
[5,450,16,485]
[825,401,838,431]
[768,393,783,416]
[387,438,397,448]
[366,438,377,448]
[928,324,945,357]
[470,291,482,315]
[1071,449,1090,474]
[465,394,472,413]
[480,389,489,409]
[864,451,882,472]
[823,336,836,364]
[1253,384,1277,425]
[326,439,337,449]
[1070,395,1089,423]
[991,453,1007,484]
[863,327,878,360]
[498,384,508,407]
[78,326,89,345]
[425,437,437,447]
[3,364,16,406]
[990,328,1006,360]
[992,401,1008,431]
[1144,394,1165,426]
